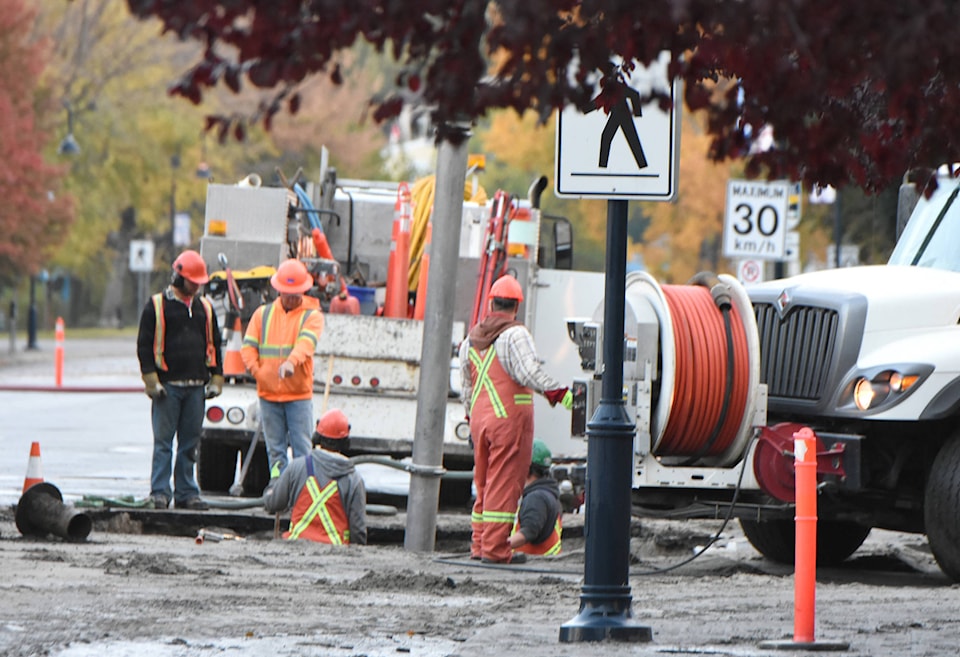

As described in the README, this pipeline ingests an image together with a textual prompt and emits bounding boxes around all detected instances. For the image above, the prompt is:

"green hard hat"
[531,439,552,468]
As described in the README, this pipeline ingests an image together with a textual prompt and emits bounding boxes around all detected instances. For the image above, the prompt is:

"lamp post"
[26,275,39,350]
[170,153,180,255]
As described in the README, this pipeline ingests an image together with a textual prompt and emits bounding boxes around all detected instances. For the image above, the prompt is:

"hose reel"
[619,271,761,467]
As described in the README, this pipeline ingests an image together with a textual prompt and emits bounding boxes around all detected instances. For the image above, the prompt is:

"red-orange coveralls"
[466,344,534,562]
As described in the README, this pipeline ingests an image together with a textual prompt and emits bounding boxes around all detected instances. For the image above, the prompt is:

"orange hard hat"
[489,274,524,303]
[316,408,350,439]
[271,259,313,294]
[172,250,209,284]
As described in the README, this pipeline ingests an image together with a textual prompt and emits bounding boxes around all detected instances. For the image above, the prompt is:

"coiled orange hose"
[656,284,750,459]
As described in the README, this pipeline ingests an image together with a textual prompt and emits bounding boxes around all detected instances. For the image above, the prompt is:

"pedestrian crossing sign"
[555,52,681,201]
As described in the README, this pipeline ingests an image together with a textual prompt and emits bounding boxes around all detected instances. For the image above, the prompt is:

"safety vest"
[248,302,319,360]
[151,292,217,371]
[467,345,533,418]
[513,514,561,556]
[283,454,351,544]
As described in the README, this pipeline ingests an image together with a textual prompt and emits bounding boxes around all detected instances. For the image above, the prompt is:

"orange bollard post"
[54,317,65,387]
[760,426,849,652]
[793,427,817,643]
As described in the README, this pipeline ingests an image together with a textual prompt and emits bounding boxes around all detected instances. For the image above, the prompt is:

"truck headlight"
[852,369,922,411]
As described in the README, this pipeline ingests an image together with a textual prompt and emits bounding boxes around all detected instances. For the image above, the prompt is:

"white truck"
[195,167,602,504]
[568,171,960,581]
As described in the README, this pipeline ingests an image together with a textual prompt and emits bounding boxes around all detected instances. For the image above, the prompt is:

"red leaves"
[130,0,960,191]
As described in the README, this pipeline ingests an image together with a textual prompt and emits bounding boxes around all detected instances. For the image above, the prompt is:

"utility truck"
[196,166,601,503]
[567,171,960,581]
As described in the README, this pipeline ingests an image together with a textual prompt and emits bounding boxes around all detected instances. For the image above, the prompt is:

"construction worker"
[264,408,367,544]
[241,259,324,489]
[459,274,573,564]
[508,439,562,557]
[137,250,223,511]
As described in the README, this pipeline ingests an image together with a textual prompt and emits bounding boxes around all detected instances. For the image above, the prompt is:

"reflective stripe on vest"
[513,513,562,556]
[247,303,319,358]
[151,293,217,371]
[468,346,531,417]
[284,455,350,544]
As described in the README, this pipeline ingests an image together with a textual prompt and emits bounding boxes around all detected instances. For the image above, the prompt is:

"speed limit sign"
[723,179,788,260]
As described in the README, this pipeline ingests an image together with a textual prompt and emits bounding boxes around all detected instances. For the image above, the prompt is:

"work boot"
[146,494,169,509]
[175,497,209,511]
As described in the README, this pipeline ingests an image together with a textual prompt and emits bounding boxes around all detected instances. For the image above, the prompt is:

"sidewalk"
[0,332,142,389]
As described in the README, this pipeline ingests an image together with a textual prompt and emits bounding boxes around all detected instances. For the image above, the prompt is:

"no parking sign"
[738,259,764,286]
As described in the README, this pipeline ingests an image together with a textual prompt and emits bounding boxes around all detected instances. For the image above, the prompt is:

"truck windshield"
[889,177,960,272]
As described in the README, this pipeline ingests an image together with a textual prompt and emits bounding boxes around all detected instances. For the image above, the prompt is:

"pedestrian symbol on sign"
[598,87,647,170]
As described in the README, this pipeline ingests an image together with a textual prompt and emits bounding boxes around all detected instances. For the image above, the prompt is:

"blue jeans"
[151,384,204,503]
[259,398,314,477]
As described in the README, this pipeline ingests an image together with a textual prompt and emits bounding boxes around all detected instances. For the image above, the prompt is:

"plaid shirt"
[459,325,561,417]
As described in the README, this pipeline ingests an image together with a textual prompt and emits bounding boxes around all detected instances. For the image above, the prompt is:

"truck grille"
[754,303,839,401]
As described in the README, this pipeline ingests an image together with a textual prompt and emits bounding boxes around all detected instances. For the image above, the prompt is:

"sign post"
[556,55,679,644]
[129,240,155,319]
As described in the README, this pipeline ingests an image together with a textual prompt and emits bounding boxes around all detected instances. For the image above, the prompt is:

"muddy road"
[1,509,956,657]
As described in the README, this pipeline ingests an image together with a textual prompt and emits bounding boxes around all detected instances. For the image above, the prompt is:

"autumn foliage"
[0,0,73,287]
[129,0,960,193]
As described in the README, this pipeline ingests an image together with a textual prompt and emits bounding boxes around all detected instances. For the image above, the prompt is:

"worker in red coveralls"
[458,275,572,564]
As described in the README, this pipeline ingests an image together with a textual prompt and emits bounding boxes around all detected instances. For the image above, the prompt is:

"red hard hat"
[316,408,350,439]
[172,250,209,284]
[489,274,524,303]
[271,259,313,294]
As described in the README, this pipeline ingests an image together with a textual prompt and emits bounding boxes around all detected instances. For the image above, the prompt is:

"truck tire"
[739,518,871,566]
[924,436,960,581]
[197,440,239,493]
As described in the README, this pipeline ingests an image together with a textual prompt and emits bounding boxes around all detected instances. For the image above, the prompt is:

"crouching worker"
[507,439,562,557]
[264,408,367,545]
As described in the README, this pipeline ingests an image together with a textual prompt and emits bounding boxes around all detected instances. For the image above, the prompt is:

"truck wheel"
[197,440,239,493]
[924,436,960,581]
[739,518,871,566]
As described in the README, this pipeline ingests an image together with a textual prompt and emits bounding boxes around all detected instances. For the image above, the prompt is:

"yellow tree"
[634,110,741,283]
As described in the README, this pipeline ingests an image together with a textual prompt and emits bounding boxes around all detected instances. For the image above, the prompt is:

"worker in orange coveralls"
[458,274,572,564]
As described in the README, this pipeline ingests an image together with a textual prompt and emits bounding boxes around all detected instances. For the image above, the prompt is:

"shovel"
[229,420,263,497]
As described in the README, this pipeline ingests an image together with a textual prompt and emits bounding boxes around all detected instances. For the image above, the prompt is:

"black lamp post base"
[559,596,653,643]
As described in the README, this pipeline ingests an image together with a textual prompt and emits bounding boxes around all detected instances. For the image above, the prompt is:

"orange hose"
[657,285,750,458]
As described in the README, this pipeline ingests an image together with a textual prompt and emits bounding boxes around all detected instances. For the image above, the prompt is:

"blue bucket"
[347,286,377,315]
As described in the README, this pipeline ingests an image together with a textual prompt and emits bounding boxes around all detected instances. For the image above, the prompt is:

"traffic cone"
[223,315,246,377]
[22,441,43,494]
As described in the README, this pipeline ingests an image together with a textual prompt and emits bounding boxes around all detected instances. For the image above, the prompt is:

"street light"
[26,270,48,351]
[170,153,180,255]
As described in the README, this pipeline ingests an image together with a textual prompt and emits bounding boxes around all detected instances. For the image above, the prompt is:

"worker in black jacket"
[137,250,223,511]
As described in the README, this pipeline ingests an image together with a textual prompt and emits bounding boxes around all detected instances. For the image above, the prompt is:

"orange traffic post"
[54,317,65,387]
[760,427,849,652]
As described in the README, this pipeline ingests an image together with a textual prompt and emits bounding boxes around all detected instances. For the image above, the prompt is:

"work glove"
[141,372,166,400]
[205,374,224,399]
[545,387,573,410]
[277,360,295,380]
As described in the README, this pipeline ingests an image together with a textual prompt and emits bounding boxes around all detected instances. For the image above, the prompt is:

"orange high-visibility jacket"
[241,296,324,402]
